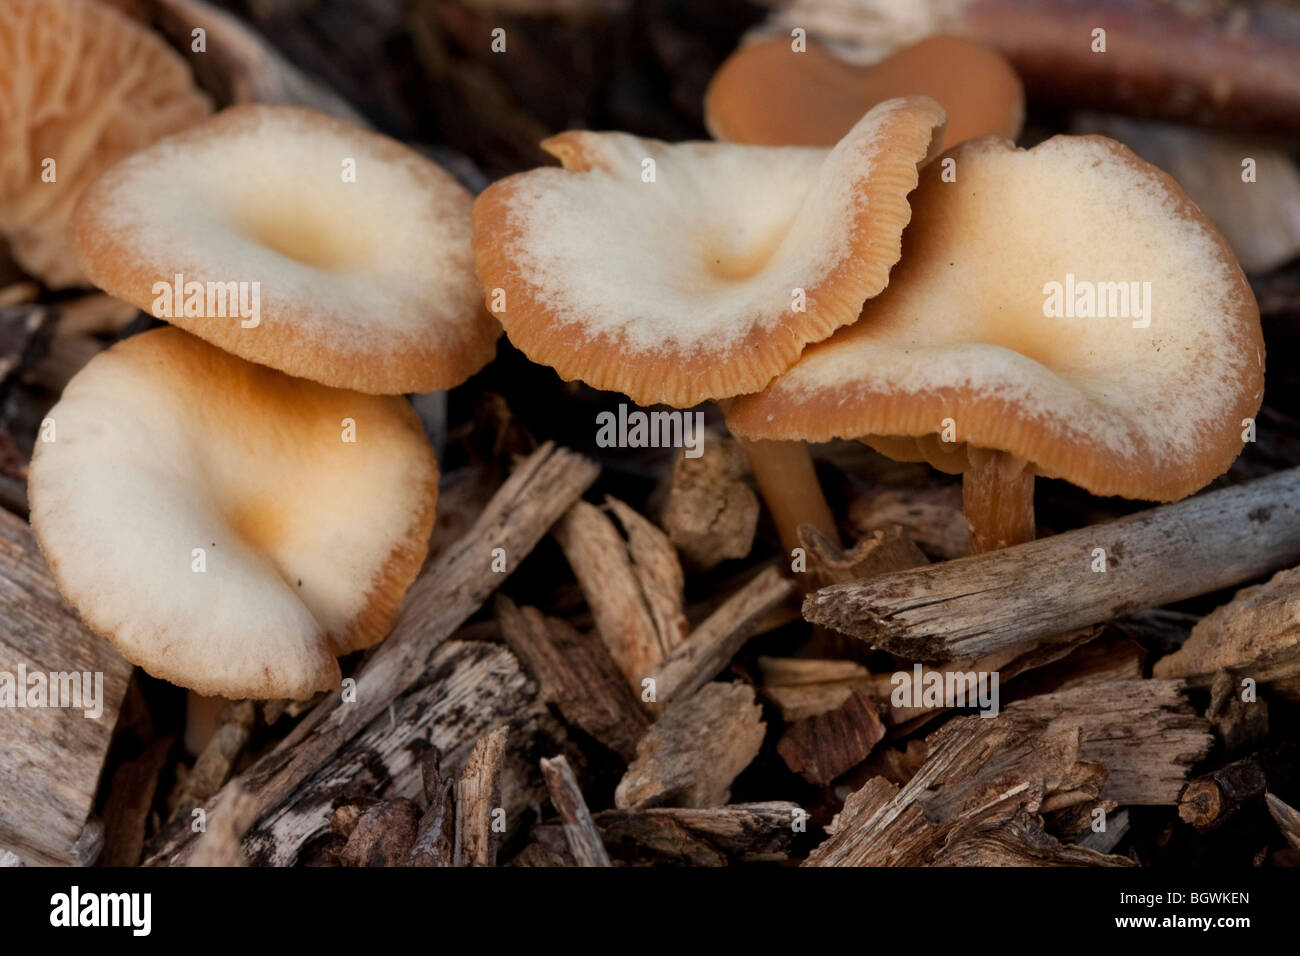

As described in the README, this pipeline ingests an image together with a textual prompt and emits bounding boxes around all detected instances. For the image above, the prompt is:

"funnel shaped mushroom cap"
[28,328,439,700]
[728,135,1264,503]
[472,96,946,408]
[70,104,500,395]
[706,35,1023,149]
[0,0,210,288]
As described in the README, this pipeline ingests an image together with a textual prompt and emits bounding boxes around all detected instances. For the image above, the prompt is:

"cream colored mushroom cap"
[473,96,946,408]
[28,328,439,700]
[727,135,1264,502]
[0,0,211,288]
[71,104,500,395]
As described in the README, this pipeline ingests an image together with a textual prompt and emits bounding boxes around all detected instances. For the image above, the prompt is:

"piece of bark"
[758,0,1300,140]
[0,507,134,866]
[646,565,796,705]
[1045,798,1119,843]
[540,754,611,867]
[1207,669,1269,755]
[187,785,259,867]
[167,700,257,827]
[1266,793,1300,851]
[616,682,765,810]
[145,443,597,864]
[807,468,1300,662]
[335,799,420,867]
[1015,681,1211,806]
[454,727,508,867]
[495,596,648,761]
[1177,743,1298,831]
[100,735,177,867]
[810,679,1205,866]
[932,810,1134,867]
[809,721,1104,866]
[661,437,758,569]
[778,690,886,786]
[222,642,563,867]
[590,802,800,866]
[799,523,928,589]
[554,497,688,689]
[407,749,454,867]
[849,484,969,559]
[1072,114,1300,274]
[1154,565,1300,699]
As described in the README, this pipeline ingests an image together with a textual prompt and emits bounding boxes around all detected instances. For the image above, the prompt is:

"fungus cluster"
[473,43,1262,561]
[31,104,493,708]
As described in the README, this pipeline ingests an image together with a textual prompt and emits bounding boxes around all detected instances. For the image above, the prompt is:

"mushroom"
[727,134,1264,553]
[70,104,499,395]
[473,97,946,553]
[27,327,440,700]
[0,0,211,288]
[706,35,1022,149]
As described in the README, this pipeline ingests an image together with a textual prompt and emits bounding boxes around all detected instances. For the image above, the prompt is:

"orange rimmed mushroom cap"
[70,104,500,395]
[0,0,211,288]
[706,35,1023,149]
[28,327,439,700]
[472,96,946,408]
[727,135,1264,503]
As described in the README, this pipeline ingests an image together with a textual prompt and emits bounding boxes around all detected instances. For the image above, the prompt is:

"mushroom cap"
[70,104,500,395]
[0,0,211,288]
[472,96,945,408]
[28,327,440,699]
[727,135,1264,503]
[705,35,1023,149]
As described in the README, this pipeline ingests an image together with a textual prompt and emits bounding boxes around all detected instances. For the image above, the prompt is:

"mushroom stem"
[185,690,230,755]
[735,437,841,558]
[962,447,1036,553]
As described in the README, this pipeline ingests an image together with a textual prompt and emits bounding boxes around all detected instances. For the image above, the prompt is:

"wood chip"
[1154,564,1300,697]
[337,799,420,867]
[408,749,455,867]
[647,565,796,705]
[495,596,649,761]
[1178,742,1297,831]
[778,689,885,786]
[809,679,1206,866]
[592,802,799,865]
[540,754,611,866]
[454,727,508,867]
[0,507,133,865]
[806,469,1300,661]
[615,682,765,810]
[554,496,688,688]
[660,436,758,569]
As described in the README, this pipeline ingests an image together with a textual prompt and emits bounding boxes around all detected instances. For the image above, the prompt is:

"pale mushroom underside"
[727,135,1264,503]
[27,328,439,700]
